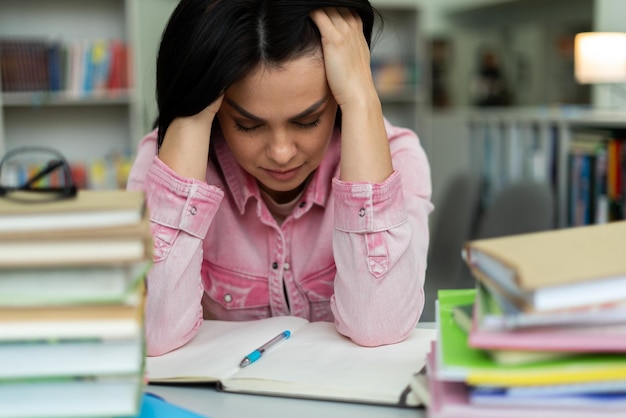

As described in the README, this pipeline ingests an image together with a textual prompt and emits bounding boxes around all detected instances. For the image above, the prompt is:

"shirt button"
[224,293,233,303]
[283,262,290,271]
[299,201,306,208]
[358,208,366,217]
[272,262,278,269]
[189,205,198,215]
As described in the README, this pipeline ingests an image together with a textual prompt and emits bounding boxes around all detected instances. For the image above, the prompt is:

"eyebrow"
[225,95,329,123]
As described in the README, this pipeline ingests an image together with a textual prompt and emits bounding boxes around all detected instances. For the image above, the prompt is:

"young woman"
[127,0,433,356]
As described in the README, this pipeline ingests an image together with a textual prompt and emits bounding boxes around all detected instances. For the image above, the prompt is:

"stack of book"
[427,221,626,418]
[0,190,152,418]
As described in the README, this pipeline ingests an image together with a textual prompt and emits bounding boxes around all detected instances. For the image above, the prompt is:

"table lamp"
[574,32,626,107]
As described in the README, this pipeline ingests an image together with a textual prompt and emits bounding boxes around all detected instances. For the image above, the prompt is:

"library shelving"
[466,106,626,228]
[371,0,429,138]
[0,0,142,189]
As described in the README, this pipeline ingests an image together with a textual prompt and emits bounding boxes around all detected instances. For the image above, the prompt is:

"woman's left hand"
[309,7,377,110]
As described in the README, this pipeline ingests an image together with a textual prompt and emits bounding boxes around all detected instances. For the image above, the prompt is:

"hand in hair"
[310,7,392,184]
[309,7,376,111]
[158,95,225,181]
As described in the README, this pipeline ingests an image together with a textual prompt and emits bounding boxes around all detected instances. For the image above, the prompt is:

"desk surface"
[146,323,434,418]
[147,384,426,418]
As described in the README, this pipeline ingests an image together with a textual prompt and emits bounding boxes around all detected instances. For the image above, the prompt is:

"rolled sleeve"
[145,156,224,238]
[332,170,407,233]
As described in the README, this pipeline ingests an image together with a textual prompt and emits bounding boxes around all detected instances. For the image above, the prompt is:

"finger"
[309,8,333,31]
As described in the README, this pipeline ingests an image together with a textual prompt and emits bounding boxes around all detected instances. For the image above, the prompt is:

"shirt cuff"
[144,156,224,238]
[332,170,407,233]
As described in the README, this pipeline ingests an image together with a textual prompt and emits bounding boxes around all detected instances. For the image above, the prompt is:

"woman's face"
[217,52,338,204]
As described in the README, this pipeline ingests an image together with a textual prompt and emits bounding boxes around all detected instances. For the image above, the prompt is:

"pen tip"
[240,358,251,368]
[284,330,291,338]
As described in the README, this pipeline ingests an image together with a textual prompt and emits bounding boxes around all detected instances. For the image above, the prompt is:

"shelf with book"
[371,0,429,138]
[465,106,626,228]
[0,0,142,189]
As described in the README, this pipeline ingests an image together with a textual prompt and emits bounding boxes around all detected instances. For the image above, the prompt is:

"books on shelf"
[0,189,151,417]
[146,315,436,408]
[567,129,626,226]
[0,38,131,96]
[463,221,626,312]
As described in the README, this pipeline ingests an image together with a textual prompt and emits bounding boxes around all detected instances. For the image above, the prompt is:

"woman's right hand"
[158,95,224,181]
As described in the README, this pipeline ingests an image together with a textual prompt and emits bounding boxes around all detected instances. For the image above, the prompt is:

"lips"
[264,166,302,182]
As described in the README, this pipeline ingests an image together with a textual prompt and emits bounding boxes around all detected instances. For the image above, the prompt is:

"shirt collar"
[212,130,341,216]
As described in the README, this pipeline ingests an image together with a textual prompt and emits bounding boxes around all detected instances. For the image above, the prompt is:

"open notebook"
[146,316,436,407]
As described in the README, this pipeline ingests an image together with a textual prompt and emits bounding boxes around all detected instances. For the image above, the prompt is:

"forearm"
[158,118,212,181]
[330,122,433,346]
[332,229,424,346]
[144,233,205,356]
[135,157,224,355]
[339,90,393,183]
[157,96,223,181]
[330,172,428,346]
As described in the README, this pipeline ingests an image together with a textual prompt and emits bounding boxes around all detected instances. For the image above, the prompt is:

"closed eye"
[234,123,263,133]
[294,118,321,129]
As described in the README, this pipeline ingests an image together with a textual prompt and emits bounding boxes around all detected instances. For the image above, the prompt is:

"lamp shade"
[574,32,626,84]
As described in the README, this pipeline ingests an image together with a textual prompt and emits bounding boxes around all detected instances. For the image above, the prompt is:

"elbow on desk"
[333,309,419,347]
[145,316,203,357]
[340,319,416,347]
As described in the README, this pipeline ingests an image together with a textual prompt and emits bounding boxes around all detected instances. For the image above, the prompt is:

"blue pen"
[239,330,291,368]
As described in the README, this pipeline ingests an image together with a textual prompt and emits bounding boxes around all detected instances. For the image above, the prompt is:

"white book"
[0,189,145,233]
[0,240,147,267]
[0,375,142,418]
[0,298,143,341]
[0,337,143,379]
[0,262,149,306]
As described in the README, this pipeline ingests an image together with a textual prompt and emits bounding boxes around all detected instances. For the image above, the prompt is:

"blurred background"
[2,0,625,320]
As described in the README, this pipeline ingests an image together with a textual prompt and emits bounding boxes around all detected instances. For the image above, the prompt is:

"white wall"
[591,0,626,108]
[413,0,515,36]
[136,0,178,135]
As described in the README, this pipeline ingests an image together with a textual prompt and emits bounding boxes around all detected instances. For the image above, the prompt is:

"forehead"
[225,53,328,117]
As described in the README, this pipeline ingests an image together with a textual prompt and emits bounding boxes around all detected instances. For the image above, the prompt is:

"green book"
[436,289,626,387]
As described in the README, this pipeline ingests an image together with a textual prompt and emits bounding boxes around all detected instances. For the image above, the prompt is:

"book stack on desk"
[426,222,626,418]
[0,190,152,418]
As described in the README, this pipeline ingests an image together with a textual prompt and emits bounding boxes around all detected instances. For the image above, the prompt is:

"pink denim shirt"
[127,119,433,356]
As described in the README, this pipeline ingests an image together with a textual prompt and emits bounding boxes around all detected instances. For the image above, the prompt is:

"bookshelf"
[0,0,142,189]
[370,0,429,138]
[466,106,626,228]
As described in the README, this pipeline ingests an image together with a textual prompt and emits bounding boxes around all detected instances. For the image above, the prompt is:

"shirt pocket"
[201,262,271,321]
[298,264,336,322]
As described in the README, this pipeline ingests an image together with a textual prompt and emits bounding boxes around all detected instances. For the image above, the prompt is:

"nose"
[266,129,297,166]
